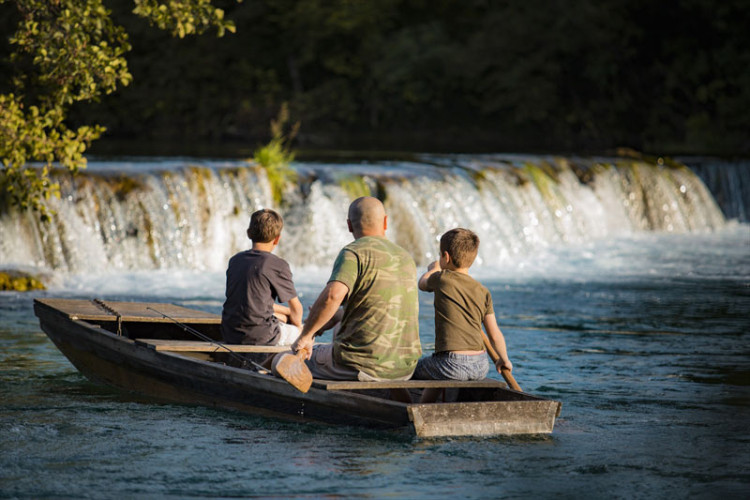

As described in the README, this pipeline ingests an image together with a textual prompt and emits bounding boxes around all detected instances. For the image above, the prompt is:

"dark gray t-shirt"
[221,249,297,345]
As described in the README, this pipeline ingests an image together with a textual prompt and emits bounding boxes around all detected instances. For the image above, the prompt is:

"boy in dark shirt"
[414,228,513,402]
[221,209,302,346]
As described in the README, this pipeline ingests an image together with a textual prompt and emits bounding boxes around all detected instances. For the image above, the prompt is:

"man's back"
[329,236,421,379]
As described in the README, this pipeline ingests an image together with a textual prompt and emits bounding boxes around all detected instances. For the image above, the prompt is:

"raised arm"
[292,281,349,357]
[483,313,513,373]
[418,260,441,291]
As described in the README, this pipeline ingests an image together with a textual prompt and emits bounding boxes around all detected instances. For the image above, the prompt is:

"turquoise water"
[1,227,749,498]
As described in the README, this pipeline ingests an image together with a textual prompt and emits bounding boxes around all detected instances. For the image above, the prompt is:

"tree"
[0,0,238,220]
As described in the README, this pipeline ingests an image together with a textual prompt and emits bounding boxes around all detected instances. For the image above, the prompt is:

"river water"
[1,156,749,498]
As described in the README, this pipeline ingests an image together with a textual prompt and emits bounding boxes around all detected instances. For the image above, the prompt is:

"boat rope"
[93,298,123,336]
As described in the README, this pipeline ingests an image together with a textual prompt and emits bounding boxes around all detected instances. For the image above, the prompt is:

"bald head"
[347,196,387,237]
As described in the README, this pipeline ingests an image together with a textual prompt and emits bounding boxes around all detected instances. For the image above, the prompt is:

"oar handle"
[500,367,522,392]
[482,332,523,392]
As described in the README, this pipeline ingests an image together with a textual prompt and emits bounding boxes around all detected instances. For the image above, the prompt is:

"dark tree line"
[7,0,750,157]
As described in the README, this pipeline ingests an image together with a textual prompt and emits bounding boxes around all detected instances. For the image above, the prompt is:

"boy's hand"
[495,358,513,373]
[427,260,441,272]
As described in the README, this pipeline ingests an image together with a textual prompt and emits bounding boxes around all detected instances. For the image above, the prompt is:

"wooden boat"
[33,298,562,438]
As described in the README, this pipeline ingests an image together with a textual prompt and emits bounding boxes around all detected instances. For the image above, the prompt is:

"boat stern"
[407,400,561,438]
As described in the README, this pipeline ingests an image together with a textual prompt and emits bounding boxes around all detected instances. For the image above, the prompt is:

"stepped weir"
[1,155,743,274]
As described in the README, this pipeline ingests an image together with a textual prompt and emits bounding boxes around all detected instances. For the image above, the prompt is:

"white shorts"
[276,323,300,346]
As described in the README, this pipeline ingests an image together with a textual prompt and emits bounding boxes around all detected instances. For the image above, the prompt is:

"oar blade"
[274,350,313,393]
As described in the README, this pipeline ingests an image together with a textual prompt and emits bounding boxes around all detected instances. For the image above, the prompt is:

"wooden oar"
[273,348,313,393]
[481,332,522,392]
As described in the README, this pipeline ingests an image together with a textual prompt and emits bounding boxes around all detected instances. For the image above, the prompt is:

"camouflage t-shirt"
[329,236,421,379]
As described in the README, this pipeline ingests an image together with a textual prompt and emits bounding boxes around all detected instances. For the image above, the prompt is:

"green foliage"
[337,175,370,200]
[253,103,299,204]
[523,162,555,199]
[0,269,46,291]
[8,0,133,108]
[0,0,240,219]
[75,0,747,156]
[0,93,103,219]
[133,0,236,38]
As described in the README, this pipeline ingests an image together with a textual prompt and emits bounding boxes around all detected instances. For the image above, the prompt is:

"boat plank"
[35,298,221,324]
[135,339,288,353]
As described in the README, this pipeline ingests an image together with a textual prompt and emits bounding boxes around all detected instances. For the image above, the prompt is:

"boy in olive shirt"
[415,228,513,401]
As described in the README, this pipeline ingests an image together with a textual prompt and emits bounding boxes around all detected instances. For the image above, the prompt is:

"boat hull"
[34,298,561,437]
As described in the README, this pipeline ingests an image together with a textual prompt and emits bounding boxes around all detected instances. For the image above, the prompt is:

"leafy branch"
[0,0,239,219]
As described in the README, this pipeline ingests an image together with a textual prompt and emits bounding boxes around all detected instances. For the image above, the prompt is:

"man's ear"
[442,251,451,264]
[347,219,353,233]
[246,228,252,240]
[383,214,388,231]
[273,234,281,246]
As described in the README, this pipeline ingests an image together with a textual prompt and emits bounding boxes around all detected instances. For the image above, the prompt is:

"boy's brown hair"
[440,228,479,268]
[248,209,283,243]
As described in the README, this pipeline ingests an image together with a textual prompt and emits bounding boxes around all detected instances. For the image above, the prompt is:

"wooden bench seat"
[135,339,289,353]
[313,379,507,391]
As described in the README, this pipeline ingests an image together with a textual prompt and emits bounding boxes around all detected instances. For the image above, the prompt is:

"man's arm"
[292,281,349,357]
[483,313,513,373]
[418,260,441,291]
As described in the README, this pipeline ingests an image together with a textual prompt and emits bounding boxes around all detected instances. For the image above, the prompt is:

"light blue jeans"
[412,352,489,380]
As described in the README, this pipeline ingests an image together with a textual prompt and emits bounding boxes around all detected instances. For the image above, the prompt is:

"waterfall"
[0,155,736,274]
[0,163,274,273]
[682,158,750,223]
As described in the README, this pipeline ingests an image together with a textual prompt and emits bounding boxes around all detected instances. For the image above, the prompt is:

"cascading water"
[0,155,739,276]
[684,158,750,223]
[0,163,274,274]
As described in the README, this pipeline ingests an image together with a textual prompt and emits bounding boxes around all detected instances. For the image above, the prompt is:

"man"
[292,196,421,381]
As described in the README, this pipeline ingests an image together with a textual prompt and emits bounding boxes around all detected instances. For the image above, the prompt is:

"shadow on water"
[684,368,750,387]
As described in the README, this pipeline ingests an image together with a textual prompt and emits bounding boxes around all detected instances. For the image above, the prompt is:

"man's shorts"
[303,343,360,380]
[302,343,415,381]
[412,351,489,380]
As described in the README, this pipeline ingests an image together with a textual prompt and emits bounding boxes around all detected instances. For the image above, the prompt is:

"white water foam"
[42,224,748,300]
[0,156,733,283]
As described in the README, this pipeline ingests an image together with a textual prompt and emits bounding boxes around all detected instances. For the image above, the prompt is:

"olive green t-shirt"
[329,236,421,379]
[425,270,493,352]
